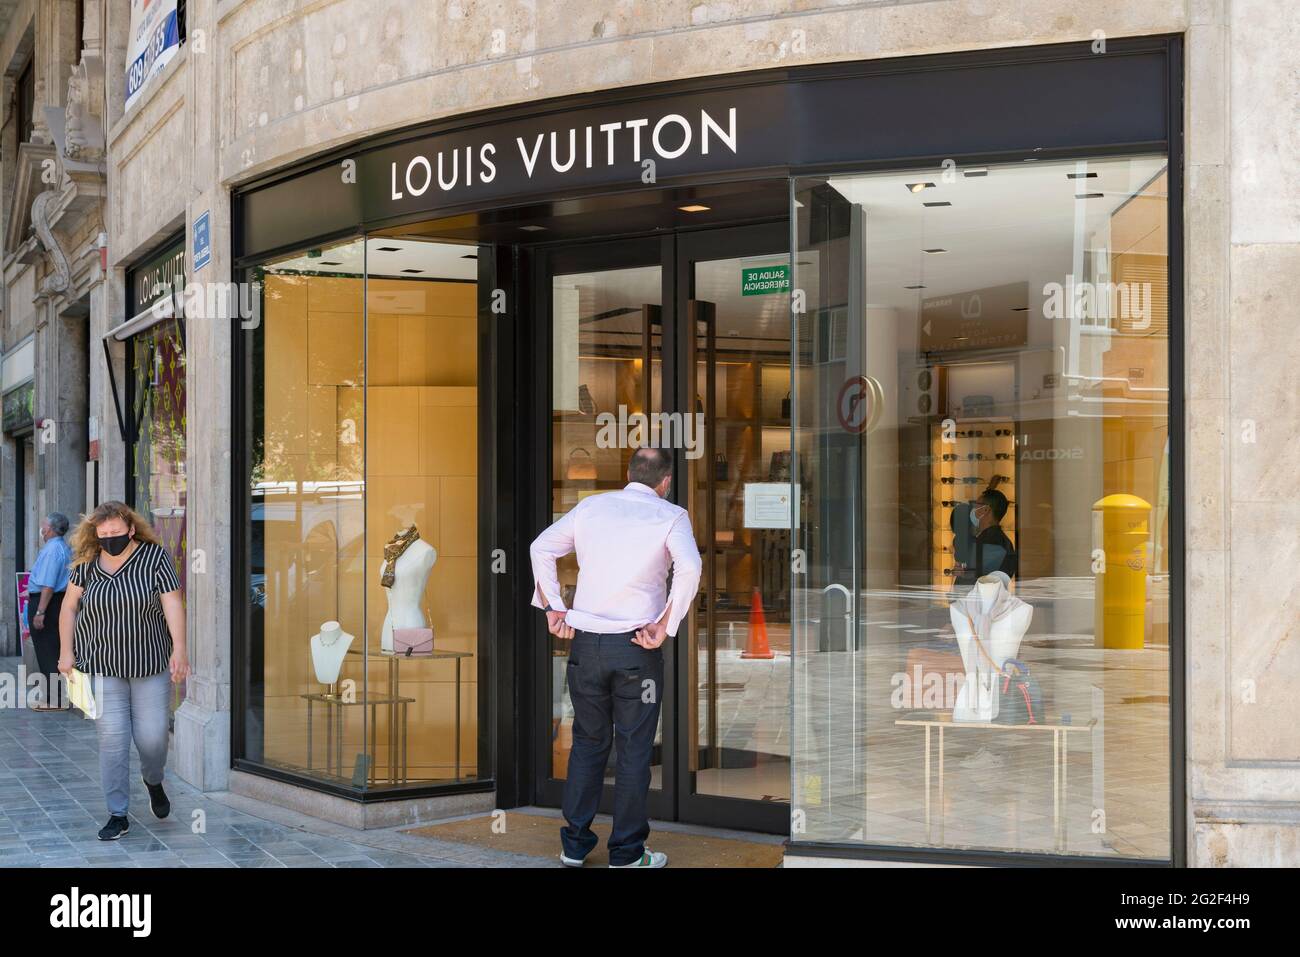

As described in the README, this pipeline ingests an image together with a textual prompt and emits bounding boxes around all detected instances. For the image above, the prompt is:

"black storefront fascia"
[229,35,1185,865]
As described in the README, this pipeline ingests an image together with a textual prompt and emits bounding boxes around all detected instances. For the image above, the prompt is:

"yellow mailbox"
[1093,493,1151,649]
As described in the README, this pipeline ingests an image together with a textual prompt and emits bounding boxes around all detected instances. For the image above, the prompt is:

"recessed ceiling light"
[906,182,937,193]
[519,225,547,232]
[1067,172,1098,180]
[318,260,342,266]
[905,284,927,290]
[678,204,711,213]
[461,254,478,260]
[375,245,401,252]
[963,168,989,177]
[1011,306,1029,312]
[400,268,423,274]
[1075,192,1105,200]
[923,201,952,208]
[952,336,969,341]
[923,248,947,254]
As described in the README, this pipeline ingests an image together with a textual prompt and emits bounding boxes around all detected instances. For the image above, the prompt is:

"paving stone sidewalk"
[0,656,545,869]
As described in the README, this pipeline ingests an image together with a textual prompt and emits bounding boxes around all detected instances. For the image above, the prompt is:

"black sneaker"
[142,776,170,820]
[97,815,130,841]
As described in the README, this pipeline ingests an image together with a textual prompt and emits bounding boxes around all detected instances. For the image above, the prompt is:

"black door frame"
[674,223,791,834]
[529,235,678,821]
[529,222,792,834]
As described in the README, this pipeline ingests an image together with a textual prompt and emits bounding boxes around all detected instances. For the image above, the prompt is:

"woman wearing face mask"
[57,501,188,842]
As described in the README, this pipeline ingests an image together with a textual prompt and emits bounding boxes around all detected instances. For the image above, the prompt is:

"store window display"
[793,154,1171,859]
[242,236,484,791]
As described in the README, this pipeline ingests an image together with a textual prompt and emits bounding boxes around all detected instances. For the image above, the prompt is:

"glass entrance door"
[537,238,674,819]
[677,225,792,832]
[535,227,791,834]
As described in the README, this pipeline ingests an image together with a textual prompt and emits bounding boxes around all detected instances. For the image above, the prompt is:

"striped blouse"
[70,541,182,678]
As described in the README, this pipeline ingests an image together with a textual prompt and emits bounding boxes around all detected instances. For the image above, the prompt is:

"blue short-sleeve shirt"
[29,536,72,592]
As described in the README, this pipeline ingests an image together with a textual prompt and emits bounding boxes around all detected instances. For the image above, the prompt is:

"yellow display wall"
[259,272,478,784]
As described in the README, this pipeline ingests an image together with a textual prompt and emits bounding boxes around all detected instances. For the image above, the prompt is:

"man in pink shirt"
[531,447,702,868]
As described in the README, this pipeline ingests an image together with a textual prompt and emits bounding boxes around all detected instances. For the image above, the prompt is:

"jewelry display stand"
[301,646,473,784]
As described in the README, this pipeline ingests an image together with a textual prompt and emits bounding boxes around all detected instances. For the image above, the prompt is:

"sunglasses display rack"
[930,417,1019,589]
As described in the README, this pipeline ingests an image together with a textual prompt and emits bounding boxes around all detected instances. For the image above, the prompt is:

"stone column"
[172,0,232,793]
[1186,0,1300,866]
[37,300,90,522]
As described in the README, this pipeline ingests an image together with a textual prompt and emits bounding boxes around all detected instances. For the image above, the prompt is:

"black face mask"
[99,533,132,556]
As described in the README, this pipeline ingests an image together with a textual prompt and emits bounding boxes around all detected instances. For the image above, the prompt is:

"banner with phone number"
[125,0,180,112]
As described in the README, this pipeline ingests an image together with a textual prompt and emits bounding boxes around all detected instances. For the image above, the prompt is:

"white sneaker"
[559,851,586,867]
[960,747,1004,770]
[610,848,667,868]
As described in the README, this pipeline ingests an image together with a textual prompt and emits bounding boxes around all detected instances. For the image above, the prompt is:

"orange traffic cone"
[742,587,775,659]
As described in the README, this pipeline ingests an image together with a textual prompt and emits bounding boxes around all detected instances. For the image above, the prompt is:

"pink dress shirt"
[530,482,703,637]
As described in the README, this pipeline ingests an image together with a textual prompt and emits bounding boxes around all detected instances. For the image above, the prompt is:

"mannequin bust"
[310,620,355,685]
[379,525,437,654]
[950,572,1032,722]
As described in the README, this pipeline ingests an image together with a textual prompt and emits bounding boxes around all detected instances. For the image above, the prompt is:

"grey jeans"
[95,671,171,817]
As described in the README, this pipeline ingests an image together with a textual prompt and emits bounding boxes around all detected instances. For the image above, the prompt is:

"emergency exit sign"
[741,264,790,296]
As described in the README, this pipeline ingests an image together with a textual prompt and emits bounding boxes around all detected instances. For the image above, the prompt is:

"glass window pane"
[130,316,187,713]
[549,263,663,786]
[792,155,1171,858]
[688,254,792,805]
[364,236,482,787]
[245,238,368,784]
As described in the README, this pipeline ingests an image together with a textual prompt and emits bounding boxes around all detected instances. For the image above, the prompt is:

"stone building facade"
[1,0,1295,866]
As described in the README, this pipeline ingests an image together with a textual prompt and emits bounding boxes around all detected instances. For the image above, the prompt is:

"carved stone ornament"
[64,59,104,163]
[32,190,71,300]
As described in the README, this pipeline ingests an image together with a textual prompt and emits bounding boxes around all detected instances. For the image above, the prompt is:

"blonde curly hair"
[70,500,161,566]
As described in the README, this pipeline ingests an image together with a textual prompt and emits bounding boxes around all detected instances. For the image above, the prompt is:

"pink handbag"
[392,627,434,657]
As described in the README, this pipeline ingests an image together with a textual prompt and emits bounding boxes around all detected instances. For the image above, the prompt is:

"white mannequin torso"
[380,538,437,653]
[310,620,355,685]
[950,575,1031,722]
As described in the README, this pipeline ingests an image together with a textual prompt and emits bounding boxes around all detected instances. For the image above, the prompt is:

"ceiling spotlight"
[400,268,423,274]
[922,248,947,254]
[461,254,478,260]
[963,168,989,177]
[923,201,952,208]
[375,245,401,252]
[1011,306,1029,312]
[1067,172,1098,179]
[906,182,936,193]
[904,284,927,290]
[678,204,711,213]
[318,260,342,266]
[1075,192,1105,200]
[519,225,547,232]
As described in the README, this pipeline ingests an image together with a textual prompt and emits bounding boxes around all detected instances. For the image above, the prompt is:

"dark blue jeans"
[560,630,664,866]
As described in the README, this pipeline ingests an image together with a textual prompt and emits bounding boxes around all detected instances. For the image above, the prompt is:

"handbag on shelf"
[995,657,1042,725]
[565,447,597,481]
[781,391,791,420]
[714,452,728,482]
[392,627,434,658]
